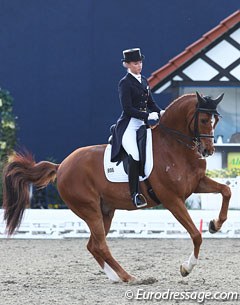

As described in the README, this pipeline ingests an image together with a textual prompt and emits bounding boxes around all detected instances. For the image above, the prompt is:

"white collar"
[128,70,141,82]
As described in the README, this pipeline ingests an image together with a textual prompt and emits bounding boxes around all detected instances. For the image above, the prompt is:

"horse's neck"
[153,97,200,159]
[160,112,189,135]
[152,123,206,172]
[160,97,195,135]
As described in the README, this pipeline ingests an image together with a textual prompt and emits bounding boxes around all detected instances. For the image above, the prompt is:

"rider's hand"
[148,112,159,121]
[147,112,159,129]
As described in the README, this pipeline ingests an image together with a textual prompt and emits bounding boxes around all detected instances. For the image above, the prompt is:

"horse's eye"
[200,119,208,124]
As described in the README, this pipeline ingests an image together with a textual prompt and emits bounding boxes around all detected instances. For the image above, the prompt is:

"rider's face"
[126,61,143,75]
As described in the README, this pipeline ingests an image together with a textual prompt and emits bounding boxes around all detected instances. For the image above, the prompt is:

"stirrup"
[132,193,147,208]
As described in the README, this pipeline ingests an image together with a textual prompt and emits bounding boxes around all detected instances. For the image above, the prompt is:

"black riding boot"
[128,155,147,208]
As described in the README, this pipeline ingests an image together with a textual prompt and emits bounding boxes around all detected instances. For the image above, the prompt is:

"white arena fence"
[0,209,240,239]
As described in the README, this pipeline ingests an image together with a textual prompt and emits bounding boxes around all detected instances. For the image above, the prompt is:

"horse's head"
[190,91,224,157]
[159,92,224,157]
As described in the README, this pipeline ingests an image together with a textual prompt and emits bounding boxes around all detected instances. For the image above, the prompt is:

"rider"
[111,48,162,208]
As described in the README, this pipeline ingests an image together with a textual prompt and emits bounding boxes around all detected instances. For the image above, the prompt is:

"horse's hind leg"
[87,208,122,281]
[84,208,135,282]
[87,212,113,268]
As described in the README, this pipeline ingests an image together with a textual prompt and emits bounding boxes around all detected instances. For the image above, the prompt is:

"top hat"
[121,48,145,62]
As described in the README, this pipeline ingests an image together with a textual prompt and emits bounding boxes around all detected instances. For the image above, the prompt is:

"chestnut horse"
[2,92,231,282]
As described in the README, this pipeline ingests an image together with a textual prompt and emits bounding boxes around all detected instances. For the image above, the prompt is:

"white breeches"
[122,118,144,161]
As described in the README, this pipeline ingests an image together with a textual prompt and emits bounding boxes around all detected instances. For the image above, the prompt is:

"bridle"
[159,105,220,151]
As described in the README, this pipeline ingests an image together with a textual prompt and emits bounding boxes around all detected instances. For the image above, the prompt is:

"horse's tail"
[2,152,59,235]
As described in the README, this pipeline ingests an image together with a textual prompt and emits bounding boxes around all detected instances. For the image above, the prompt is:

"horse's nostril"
[202,149,209,157]
[203,148,214,157]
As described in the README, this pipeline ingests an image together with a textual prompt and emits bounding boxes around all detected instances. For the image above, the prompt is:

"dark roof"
[148,10,240,89]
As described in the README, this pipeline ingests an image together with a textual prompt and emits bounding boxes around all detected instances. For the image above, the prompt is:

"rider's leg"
[122,119,147,208]
[128,154,147,207]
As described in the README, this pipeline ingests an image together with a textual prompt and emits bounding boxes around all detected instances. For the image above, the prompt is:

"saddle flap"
[104,129,153,183]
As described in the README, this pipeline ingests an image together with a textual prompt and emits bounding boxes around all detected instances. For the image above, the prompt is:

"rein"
[159,106,217,151]
[158,122,199,150]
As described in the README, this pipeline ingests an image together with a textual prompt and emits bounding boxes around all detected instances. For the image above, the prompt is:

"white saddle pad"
[104,128,153,182]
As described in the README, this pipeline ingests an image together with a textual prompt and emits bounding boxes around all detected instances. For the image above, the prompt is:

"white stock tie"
[136,75,141,83]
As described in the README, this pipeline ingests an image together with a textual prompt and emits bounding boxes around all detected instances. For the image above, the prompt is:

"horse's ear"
[212,93,224,105]
[196,91,206,104]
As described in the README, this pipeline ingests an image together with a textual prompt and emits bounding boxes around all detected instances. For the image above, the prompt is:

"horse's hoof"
[180,265,189,277]
[127,275,137,283]
[209,220,217,234]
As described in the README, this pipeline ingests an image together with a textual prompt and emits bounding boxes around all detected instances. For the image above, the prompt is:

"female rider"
[111,48,162,208]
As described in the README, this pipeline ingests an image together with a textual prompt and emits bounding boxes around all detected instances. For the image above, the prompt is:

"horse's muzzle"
[199,145,215,157]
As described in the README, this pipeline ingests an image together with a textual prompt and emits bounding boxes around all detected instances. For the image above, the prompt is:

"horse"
[2,92,231,282]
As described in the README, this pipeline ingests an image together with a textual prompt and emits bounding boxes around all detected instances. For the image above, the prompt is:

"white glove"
[148,112,159,121]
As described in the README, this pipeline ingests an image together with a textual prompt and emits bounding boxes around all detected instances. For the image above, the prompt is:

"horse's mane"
[165,93,196,112]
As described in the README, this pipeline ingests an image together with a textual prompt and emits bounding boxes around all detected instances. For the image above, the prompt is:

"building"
[149,10,240,169]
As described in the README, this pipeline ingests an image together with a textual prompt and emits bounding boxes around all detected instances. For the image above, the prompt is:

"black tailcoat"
[110,73,161,162]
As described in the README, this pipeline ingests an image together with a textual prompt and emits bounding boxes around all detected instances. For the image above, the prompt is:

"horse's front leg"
[162,196,202,277]
[195,175,231,232]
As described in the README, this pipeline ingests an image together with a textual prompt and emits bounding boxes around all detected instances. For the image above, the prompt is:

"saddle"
[106,125,161,205]
[112,125,147,177]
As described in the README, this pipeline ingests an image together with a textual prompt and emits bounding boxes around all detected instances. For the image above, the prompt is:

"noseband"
[159,106,219,151]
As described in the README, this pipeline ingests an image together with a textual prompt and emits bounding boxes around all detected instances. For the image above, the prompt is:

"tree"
[0,89,18,206]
